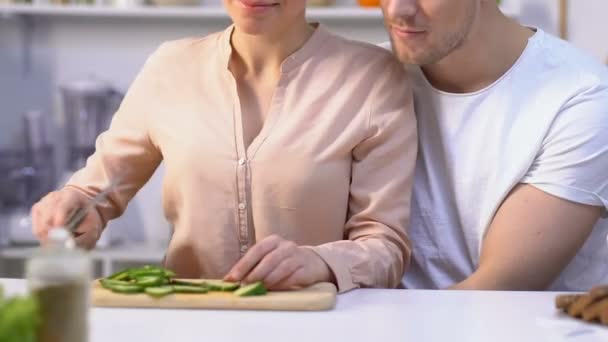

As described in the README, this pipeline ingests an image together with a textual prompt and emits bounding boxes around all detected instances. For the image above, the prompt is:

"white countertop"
[2,278,606,342]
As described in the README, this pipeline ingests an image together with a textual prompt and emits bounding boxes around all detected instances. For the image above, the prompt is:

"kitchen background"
[0,0,607,278]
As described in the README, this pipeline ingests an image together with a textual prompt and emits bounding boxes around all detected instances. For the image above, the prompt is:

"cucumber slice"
[128,268,165,278]
[107,269,131,281]
[141,265,176,278]
[234,282,267,297]
[145,286,174,298]
[163,269,177,278]
[203,280,240,291]
[108,284,144,294]
[99,279,132,289]
[135,276,166,287]
[172,285,209,294]
[171,280,206,287]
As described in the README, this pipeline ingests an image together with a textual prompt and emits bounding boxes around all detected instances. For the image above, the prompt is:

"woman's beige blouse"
[67,25,417,292]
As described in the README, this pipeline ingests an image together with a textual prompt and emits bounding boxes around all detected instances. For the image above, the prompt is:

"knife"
[65,176,126,235]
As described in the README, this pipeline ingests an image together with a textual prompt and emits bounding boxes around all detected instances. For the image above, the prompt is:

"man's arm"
[450,184,603,291]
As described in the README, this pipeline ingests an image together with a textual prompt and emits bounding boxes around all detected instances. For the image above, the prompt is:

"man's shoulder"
[377,41,392,51]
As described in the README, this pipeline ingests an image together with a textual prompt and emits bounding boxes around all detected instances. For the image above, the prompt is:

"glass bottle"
[26,227,92,342]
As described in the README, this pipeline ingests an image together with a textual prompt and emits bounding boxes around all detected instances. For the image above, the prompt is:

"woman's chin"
[234,20,275,35]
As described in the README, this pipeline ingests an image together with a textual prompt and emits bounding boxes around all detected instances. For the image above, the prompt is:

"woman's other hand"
[224,235,335,290]
[31,187,102,249]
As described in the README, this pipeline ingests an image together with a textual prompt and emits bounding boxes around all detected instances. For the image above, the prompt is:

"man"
[380,0,608,290]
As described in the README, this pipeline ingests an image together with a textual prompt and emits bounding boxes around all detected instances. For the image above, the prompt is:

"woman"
[32,0,417,293]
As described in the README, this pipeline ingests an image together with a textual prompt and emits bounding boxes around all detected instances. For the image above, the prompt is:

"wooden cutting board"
[92,280,337,311]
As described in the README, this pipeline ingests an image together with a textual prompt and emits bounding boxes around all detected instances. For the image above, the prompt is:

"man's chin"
[391,44,438,66]
[391,46,419,65]
[388,38,418,64]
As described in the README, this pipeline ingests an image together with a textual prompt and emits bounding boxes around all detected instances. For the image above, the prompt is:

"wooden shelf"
[0,4,384,20]
[0,4,518,20]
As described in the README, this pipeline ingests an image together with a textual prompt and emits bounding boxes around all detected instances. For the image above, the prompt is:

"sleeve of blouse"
[306,57,417,292]
[65,45,168,227]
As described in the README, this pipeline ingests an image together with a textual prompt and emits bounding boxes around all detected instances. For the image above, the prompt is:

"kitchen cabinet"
[0,3,386,20]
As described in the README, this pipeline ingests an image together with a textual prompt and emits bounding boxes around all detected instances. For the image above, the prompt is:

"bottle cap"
[48,227,76,249]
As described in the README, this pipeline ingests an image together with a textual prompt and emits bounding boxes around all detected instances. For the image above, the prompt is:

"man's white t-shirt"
[382,29,608,291]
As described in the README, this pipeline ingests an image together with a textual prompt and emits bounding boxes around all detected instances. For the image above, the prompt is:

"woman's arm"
[33,47,166,247]
[305,59,417,292]
[66,54,164,227]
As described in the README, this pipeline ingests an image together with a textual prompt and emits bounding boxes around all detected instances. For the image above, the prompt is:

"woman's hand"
[31,187,103,249]
[224,235,335,290]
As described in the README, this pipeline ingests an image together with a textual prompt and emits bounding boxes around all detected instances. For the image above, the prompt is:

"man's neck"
[422,6,535,94]
[230,20,314,79]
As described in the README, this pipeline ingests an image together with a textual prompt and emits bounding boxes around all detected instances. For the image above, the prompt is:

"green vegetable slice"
[234,282,267,297]
[170,279,206,287]
[99,279,132,289]
[107,284,144,294]
[172,285,209,294]
[107,269,131,281]
[145,286,174,298]
[134,276,167,287]
[203,280,240,291]
[128,268,165,278]
[141,265,176,278]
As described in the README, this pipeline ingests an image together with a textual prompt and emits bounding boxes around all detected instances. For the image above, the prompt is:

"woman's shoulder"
[154,32,222,58]
[323,29,398,61]
[319,28,404,74]
[129,30,227,82]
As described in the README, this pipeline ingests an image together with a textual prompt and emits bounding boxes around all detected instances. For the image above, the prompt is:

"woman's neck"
[230,20,315,78]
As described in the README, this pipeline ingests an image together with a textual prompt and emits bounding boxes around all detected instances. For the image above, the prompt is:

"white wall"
[567,0,608,63]
[0,16,53,147]
[507,0,608,62]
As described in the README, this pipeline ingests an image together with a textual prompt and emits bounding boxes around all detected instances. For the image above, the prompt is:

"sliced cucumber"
[135,276,167,287]
[171,279,206,287]
[163,269,177,278]
[128,268,165,278]
[145,286,174,298]
[172,285,209,294]
[99,278,132,289]
[234,282,267,297]
[203,280,240,291]
[142,265,176,278]
[107,269,131,281]
[108,284,144,294]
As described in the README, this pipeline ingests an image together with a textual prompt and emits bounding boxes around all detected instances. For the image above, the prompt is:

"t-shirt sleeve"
[521,82,608,213]
[377,41,392,51]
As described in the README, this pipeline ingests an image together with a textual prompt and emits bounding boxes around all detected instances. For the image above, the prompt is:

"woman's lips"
[238,0,279,12]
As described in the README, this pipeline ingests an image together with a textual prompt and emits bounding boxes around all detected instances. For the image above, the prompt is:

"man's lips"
[391,25,427,38]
